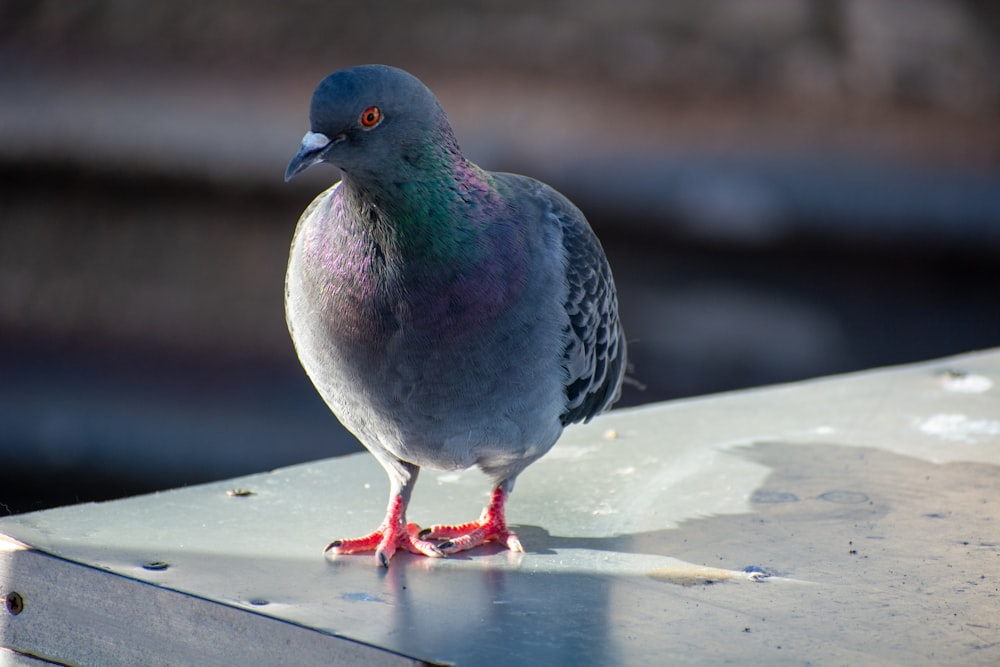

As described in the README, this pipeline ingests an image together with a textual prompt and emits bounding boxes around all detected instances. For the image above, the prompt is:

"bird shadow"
[395,439,1000,576]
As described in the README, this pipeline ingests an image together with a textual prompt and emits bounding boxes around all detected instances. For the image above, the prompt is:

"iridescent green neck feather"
[339,129,502,267]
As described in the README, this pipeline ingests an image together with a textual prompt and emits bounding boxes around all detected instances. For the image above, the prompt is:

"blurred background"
[2,0,998,514]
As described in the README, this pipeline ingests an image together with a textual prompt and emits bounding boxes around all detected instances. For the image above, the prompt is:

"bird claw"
[419,486,522,555]
[428,525,523,555]
[325,487,520,565]
[402,522,447,558]
[325,521,444,567]
[505,532,525,553]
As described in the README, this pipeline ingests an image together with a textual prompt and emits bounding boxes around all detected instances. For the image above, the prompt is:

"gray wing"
[555,195,627,425]
[494,172,626,425]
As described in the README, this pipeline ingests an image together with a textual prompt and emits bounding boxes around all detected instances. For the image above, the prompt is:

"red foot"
[419,486,524,554]
[324,495,443,567]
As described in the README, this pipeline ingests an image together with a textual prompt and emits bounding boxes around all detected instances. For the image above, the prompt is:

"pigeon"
[284,64,626,567]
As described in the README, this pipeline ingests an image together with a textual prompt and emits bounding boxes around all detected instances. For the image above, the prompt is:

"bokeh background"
[2,0,999,514]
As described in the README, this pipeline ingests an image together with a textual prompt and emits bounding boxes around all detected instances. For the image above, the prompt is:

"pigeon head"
[284,65,457,183]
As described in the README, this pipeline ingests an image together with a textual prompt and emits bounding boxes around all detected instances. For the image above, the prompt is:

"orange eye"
[360,106,382,128]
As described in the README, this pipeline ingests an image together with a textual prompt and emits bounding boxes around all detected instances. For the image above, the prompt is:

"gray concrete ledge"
[2,349,999,665]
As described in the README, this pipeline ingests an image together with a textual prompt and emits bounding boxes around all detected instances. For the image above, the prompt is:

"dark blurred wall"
[3,1,999,111]
[1,0,998,513]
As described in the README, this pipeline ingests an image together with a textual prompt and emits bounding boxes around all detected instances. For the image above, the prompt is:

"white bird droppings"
[941,373,993,393]
[914,413,1000,443]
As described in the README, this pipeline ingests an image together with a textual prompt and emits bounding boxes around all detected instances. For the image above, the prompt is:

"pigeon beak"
[284,131,333,181]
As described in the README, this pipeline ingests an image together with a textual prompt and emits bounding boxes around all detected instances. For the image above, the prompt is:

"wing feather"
[544,187,626,425]
[495,173,626,425]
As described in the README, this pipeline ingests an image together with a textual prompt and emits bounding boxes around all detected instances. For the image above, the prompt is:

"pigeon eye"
[360,106,382,129]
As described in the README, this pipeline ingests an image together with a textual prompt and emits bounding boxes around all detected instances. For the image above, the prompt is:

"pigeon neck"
[341,141,499,265]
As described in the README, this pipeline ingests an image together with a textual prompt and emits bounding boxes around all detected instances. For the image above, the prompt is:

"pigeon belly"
[285,189,568,477]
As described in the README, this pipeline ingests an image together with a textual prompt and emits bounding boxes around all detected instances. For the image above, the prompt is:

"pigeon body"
[284,65,625,566]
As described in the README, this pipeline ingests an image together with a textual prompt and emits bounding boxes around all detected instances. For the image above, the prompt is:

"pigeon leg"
[324,461,443,567]
[324,494,444,566]
[420,484,524,554]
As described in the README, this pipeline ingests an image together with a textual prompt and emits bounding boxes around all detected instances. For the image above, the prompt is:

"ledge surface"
[2,350,999,665]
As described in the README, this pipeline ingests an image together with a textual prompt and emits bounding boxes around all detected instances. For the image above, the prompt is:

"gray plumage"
[284,64,625,565]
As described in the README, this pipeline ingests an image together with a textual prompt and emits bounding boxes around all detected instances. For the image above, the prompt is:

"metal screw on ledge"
[4,591,24,615]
